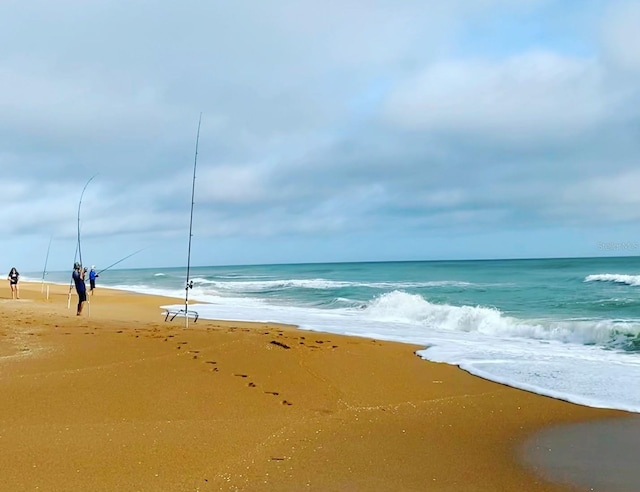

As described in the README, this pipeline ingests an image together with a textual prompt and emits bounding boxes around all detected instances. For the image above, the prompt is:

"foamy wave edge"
[585,273,640,286]
[364,290,640,350]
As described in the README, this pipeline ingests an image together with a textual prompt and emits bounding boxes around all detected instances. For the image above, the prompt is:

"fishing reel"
[186,280,194,290]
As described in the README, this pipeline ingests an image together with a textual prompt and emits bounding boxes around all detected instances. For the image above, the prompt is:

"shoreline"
[0,281,634,491]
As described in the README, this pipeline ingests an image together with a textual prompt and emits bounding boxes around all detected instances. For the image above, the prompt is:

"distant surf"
[585,273,640,286]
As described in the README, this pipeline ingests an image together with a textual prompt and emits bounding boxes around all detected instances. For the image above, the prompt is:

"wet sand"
[521,416,640,492]
[0,281,632,491]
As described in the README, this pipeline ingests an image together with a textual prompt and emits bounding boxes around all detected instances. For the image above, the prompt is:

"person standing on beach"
[7,267,19,299]
[89,266,98,294]
[72,262,87,315]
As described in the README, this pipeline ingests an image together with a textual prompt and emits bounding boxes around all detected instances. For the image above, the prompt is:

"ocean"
[36,256,640,413]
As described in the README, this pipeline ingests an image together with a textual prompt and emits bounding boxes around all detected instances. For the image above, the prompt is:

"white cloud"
[600,0,640,72]
[561,169,640,223]
[382,51,624,144]
[2,0,640,269]
[197,164,271,205]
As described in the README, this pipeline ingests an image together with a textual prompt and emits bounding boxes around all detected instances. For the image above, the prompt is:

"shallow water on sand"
[520,416,640,491]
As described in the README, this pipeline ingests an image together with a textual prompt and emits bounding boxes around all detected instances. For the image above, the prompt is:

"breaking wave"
[363,290,640,351]
[585,274,640,286]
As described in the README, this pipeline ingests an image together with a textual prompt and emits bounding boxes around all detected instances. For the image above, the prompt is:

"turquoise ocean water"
[36,256,640,413]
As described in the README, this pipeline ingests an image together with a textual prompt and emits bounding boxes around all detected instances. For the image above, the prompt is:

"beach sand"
[0,281,634,491]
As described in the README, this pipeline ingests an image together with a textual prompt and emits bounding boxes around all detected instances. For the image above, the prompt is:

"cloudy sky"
[2,0,640,272]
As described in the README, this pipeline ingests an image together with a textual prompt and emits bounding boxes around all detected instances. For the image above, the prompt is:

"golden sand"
[0,282,628,491]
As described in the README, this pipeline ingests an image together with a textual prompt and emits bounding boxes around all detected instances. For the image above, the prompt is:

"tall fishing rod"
[41,235,53,293]
[77,174,98,269]
[68,174,98,309]
[97,248,145,275]
[184,113,202,328]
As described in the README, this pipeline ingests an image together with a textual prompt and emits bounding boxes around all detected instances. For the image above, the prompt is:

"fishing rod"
[184,113,202,328]
[68,174,98,309]
[67,237,81,309]
[41,235,53,293]
[96,248,145,275]
[77,174,97,269]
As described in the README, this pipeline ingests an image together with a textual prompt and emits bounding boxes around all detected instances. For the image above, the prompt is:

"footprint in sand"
[270,340,290,349]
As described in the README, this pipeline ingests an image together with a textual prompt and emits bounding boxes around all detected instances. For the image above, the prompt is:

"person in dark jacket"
[72,262,87,315]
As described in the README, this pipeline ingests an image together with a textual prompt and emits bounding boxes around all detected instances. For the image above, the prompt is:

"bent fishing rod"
[77,174,98,268]
[68,174,98,308]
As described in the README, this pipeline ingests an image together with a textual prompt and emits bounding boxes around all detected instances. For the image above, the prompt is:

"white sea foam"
[363,291,640,345]
[159,289,640,413]
[585,273,640,286]
[185,278,483,292]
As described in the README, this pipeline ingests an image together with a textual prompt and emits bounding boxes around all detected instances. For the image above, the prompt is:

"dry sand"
[0,281,632,491]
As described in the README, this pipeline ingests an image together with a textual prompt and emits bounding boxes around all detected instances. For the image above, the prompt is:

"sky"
[2,0,640,272]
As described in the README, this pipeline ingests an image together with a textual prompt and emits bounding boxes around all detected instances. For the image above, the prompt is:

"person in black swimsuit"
[7,267,19,299]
